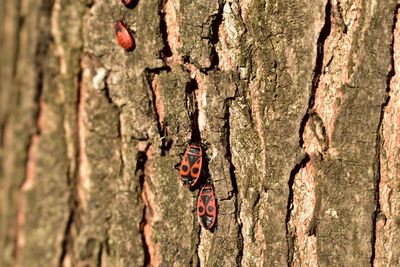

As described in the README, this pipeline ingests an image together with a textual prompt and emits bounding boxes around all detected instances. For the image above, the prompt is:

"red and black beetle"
[115,20,135,51]
[179,145,203,188]
[197,185,217,229]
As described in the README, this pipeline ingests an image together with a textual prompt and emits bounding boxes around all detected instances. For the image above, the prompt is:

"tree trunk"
[1,0,399,266]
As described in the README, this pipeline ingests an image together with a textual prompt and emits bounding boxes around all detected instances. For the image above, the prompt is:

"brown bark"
[1,0,399,266]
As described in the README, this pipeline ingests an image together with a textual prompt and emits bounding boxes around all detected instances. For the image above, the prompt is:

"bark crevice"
[285,154,310,265]
[287,1,332,264]
[159,1,173,60]
[299,0,331,149]
[59,61,85,266]
[137,143,152,266]
[205,0,224,72]
[58,209,75,266]
[224,95,243,264]
[370,4,398,265]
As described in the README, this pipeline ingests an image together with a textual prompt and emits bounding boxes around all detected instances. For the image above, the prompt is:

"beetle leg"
[173,162,181,170]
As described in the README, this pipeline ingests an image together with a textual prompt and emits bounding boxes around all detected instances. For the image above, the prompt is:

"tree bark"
[1,0,399,266]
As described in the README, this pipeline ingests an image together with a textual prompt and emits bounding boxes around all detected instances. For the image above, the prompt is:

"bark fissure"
[285,155,310,265]
[286,1,332,264]
[0,116,8,175]
[97,242,103,267]
[159,1,173,60]
[58,209,75,266]
[331,0,347,34]
[370,5,398,265]
[223,95,239,198]
[102,79,114,104]
[59,63,85,267]
[299,0,331,149]
[204,1,224,72]
[11,1,22,80]
[137,144,152,266]
[185,78,201,143]
[224,96,243,264]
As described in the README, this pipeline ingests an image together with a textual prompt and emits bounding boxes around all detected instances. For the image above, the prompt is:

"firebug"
[197,185,217,229]
[115,20,135,51]
[120,0,135,8]
[179,145,202,188]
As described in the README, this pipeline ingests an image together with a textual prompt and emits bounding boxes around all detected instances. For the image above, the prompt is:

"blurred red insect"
[120,0,134,7]
[115,20,135,51]
[197,185,217,229]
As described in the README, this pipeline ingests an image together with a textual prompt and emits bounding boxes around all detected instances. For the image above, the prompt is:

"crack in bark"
[137,143,152,266]
[191,224,201,267]
[286,1,332,265]
[299,0,331,149]
[185,78,201,143]
[58,209,75,267]
[285,155,310,265]
[11,2,22,80]
[206,1,224,72]
[223,94,244,265]
[96,241,103,267]
[59,62,85,267]
[331,0,347,34]
[159,0,173,60]
[0,116,8,175]
[102,78,114,104]
[370,4,398,265]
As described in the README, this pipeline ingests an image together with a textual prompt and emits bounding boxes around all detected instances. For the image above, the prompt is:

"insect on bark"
[179,145,203,188]
[197,185,217,229]
[115,20,135,51]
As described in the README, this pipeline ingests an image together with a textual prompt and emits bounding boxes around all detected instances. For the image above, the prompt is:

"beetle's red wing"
[179,146,202,187]
[179,156,190,176]
[197,197,205,216]
[204,195,216,229]
[190,157,202,179]
[179,152,192,187]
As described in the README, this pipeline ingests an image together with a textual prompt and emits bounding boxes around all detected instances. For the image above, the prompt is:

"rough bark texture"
[1,0,400,266]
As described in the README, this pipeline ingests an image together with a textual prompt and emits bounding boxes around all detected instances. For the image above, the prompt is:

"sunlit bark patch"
[163,0,182,65]
[152,74,165,129]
